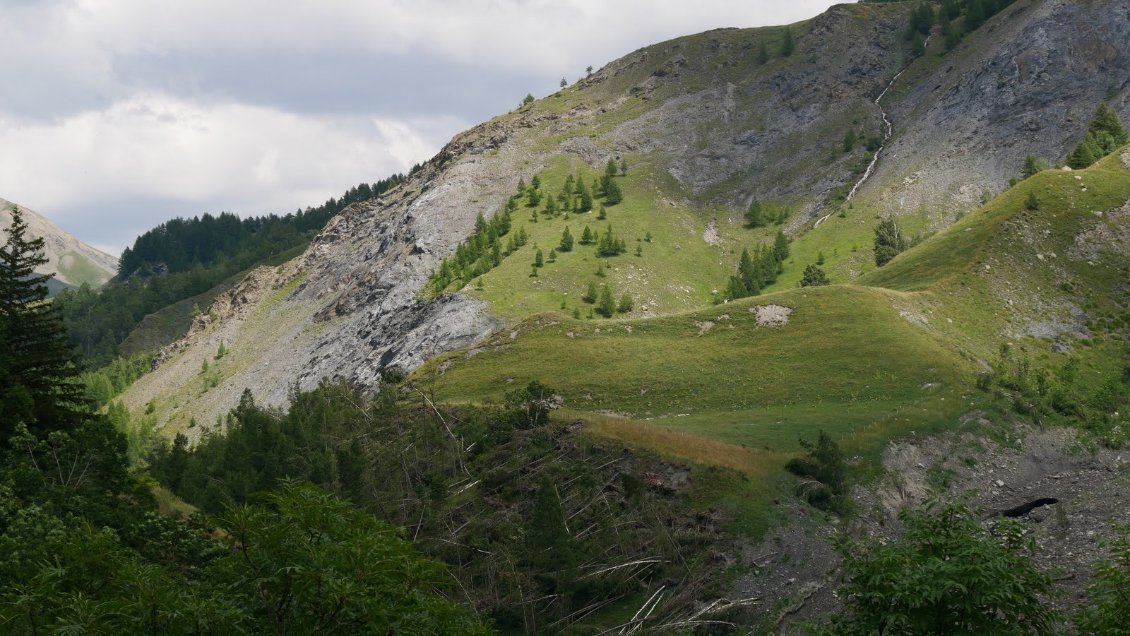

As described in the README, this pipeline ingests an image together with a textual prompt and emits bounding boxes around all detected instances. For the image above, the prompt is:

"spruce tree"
[773,230,790,262]
[603,180,623,205]
[0,208,86,441]
[559,226,574,252]
[745,199,765,228]
[780,27,794,57]
[597,286,616,318]
[534,248,544,268]
[582,281,598,304]
[580,225,594,245]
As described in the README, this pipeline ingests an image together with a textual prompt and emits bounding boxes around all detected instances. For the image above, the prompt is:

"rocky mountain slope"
[1,198,118,290]
[122,0,1130,435]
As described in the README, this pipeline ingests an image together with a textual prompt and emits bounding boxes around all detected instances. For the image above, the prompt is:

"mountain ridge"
[0,198,118,291]
[122,0,1130,438]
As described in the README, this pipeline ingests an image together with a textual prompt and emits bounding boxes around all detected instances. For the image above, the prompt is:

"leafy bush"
[812,501,1057,635]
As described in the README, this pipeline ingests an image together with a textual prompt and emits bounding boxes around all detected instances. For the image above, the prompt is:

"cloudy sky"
[0,0,845,255]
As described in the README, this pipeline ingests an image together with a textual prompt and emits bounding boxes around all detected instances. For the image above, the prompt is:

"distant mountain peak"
[0,198,119,290]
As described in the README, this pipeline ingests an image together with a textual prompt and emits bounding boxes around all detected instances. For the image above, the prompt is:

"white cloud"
[0,93,464,250]
[0,0,846,251]
[50,0,846,76]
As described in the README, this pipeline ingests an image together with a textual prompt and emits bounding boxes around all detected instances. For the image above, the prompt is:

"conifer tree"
[738,248,758,293]
[597,286,615,318]
[0,208,86,440]
[603,180,623,205]
[773,230,790,262]
[780,27,794,57]
[534,248,544,268]
[727,276,749,301]
[582,281,598,304]
[578,187,593,213]
[559,226,574,252]
[619,159,628,176]
[1091,102,1128,148]
[597,205,607,220]
[756,41,769,64]
[745,199,765,228]
[580,225,594,245]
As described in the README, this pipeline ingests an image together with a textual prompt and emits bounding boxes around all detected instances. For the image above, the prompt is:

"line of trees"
[56,176,406,365]
[427,161,630,295]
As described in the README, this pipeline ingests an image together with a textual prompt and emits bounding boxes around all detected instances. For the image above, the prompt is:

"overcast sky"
[0,0,846,255]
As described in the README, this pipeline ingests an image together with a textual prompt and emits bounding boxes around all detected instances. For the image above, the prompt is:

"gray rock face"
[872,0,1130,223]
[129,0,1130,431]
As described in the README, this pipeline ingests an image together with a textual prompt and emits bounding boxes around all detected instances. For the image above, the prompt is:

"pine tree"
[745,199,765,228]
[773,230,790,262]
[534,248,544,268]
[597,286,616,318]
[559,226,574,252]
[603,180,623,205]
[578,187,593,213]
[0,208,86,441]
[1021,155,1045,178]
[597,205,607,220]
[780,27,794,57]
[582,281,598,304]
[1067,134,1100,169]
[580,225,594,245]
[727,276,750,301]
[738,248,758,293]
[619,159,628,176]
[547,248,557,263]
[1091,103,1128,149]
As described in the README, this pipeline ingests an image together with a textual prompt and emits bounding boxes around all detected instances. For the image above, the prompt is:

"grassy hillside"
[418,148,1130,471]
[451,156,792,320]
[421,284,973,454]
